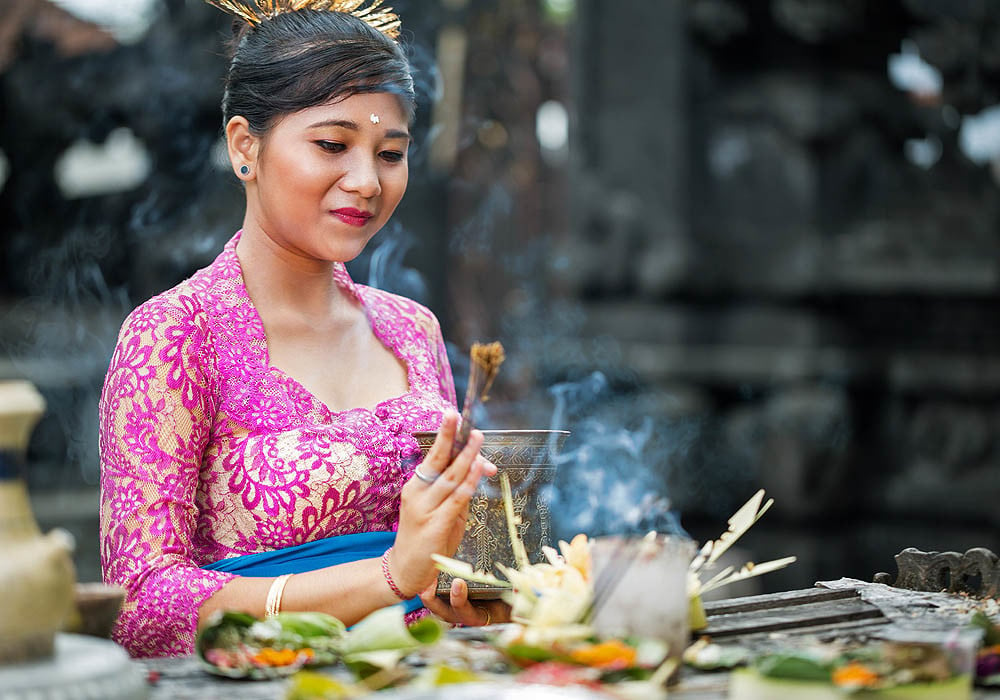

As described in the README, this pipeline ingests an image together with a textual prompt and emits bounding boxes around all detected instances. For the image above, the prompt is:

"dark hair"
[223,10,415,134]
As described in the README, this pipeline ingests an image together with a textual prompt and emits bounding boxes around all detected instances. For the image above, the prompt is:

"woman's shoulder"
[120,240,240,334]
[118,250,236,342]
[122,276,209,332]
[358,285,442,333]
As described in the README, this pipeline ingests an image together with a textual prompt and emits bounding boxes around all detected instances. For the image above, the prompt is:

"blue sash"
[202,531,423,614]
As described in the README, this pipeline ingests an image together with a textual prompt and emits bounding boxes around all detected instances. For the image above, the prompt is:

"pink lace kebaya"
[99,232,456,657]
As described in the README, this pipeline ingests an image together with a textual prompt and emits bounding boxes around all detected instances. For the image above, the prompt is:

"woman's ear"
[226,116,259,181]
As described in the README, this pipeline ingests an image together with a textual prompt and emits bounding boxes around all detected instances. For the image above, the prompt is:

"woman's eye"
[380,150,406,163]
[316,141,345,153]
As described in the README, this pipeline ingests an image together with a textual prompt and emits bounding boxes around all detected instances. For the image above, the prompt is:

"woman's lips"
[331,208,374,226]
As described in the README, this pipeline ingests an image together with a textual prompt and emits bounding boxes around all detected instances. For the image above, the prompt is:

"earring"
[240,165,250,176]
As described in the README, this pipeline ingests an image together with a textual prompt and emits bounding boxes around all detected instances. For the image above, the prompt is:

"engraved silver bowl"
[412,430,570,599]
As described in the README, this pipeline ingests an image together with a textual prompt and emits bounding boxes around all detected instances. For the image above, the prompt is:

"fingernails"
[451,578,464,595]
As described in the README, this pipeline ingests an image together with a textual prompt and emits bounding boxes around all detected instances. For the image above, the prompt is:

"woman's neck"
[235,227,356,325]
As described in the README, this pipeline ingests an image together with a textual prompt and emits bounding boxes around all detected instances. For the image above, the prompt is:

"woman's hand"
[419,577,512,626]
[389,410,496,599]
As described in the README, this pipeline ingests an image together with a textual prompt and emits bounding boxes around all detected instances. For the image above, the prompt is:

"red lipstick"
[331,208,374,227]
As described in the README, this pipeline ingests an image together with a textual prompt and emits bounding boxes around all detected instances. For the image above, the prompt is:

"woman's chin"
[321,234,378,263]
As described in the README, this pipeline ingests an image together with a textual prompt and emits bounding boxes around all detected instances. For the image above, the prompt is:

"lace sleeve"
[98,291,234,657]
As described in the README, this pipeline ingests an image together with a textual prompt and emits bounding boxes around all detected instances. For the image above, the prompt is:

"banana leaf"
[341,606,443,656]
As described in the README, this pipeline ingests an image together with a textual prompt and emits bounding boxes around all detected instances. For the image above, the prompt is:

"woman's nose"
[339,155,382,198]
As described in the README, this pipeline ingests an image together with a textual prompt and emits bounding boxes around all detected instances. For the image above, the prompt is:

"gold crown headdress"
[205,0,401,39]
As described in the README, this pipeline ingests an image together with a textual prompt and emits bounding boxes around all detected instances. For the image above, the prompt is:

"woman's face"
[242,92,410,264]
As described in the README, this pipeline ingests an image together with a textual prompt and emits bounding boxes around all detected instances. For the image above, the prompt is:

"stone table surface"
[131,581,1000,699]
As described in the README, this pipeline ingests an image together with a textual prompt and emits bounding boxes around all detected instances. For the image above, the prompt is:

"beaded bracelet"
[381,547,409,601]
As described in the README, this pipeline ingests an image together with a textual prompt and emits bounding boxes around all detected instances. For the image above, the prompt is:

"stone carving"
[874,547,1000,597]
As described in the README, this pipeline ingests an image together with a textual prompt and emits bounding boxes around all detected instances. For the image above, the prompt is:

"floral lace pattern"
[99,232,456,657]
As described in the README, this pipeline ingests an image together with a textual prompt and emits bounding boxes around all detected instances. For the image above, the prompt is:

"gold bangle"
[265,573,293,618]
[475,604,493,626]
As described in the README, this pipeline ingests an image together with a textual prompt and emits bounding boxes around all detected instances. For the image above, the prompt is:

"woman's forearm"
[198,557,403,629]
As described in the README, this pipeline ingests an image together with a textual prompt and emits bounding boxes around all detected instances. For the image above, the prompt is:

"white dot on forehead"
[370,113,380,124]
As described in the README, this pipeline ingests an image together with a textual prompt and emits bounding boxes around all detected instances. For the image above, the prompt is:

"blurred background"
[2,0,999,595]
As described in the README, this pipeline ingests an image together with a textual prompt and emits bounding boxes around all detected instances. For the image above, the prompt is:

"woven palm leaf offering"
[434,478,684,695]
[686,489,798,632]
[434,487,800,693]
[726,626,982,700]
[196,606,443,680]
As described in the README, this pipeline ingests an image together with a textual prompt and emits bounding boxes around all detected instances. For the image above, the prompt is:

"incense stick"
[450,341,505,460]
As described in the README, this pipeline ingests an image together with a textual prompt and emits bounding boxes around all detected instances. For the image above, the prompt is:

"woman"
[99,0,504,658]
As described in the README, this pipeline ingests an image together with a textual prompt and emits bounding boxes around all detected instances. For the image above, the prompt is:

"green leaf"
[971,611,1000,646]
[195,610,258,660]
[343,649,408,678]
[341,606,443,655]
[689,592,707,631]
[406,616,444,645]
[213,610,257,629]
[274,612,346,641]
[755,653,832,682]
[504,643,563,664]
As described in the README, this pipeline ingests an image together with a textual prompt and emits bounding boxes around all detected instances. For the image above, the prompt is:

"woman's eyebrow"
[308,118,359,130]
[307,119,410,140]
[308,119,410,141]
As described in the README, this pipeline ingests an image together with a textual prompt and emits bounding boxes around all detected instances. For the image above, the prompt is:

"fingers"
[422,430,484,509]
[449,446,486,504]
[447,579,502,626]
[479,456,497,478]
[420,579,486,626]
[411,410,494,498]
[449,578,490,626]
[419,582,460,624]
[447,578,477,625]
[422,411,485,476]
[420,410,460,478]
[419,579,511,627]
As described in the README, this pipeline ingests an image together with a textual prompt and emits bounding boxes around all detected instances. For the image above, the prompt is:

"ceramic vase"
[0,381,76,664]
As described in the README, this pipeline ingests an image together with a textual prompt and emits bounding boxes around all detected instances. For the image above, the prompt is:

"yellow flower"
[560,534,592,582]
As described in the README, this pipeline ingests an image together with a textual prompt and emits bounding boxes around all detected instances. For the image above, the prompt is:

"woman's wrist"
[381,547,419,600]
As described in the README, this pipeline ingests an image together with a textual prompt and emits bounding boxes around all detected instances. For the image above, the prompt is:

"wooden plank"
[713,618,893,650]
[701,597,885,638]
[702,586,858,616]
